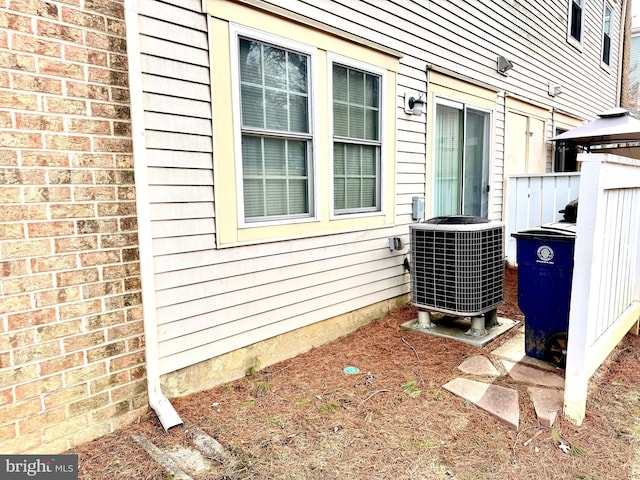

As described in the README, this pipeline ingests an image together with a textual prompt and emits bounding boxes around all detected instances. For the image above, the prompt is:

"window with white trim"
[331,62,382,214]
[216,15,398,246]
[237,35,315,223]
[568,0,585,45]
[602,3,612,66]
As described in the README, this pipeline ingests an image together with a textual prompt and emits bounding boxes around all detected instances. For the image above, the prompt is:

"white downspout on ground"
[123,0,183,431]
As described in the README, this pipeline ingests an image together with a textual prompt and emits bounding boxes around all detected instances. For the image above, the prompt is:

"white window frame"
[229,23,320,228]
[601,1,613,69]
[327,53,387,220]
[567,0,586,50]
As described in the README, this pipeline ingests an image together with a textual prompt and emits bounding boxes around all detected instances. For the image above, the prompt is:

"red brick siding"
[0,0,146,453]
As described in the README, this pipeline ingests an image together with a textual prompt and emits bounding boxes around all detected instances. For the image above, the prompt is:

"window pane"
[346,144,361,175]
[264,138,286,175]
[366,75,379,108]
[346,178,361,208]
[289,93,308,132]
[241,85,264,128]
[348,69,365,105]
[434,103,462,216]
[244,179,264,217]
[265,90,289,130]
[349,105,365,138]
[243,136,311,220]
[242,135,263,175]
[239,39,262,84]
[288,179,308,214]
[333,103,349,137]
[288,52,308,94]
[603,6,612,65]
[240,38,310,134]
[365,109,378,140]
[265,179,288,215]
[333,143,379,212]
[333,65,348,102]
[603,36,611,64]
[570,0,582,40]
[334,177,345,210]
[334,143,345,175]
[361,178,376,207]
[361,146,376,175]
[263,45,287,88]
[463,108,490,217]
[287,140,307,176]
[333,64,380,141]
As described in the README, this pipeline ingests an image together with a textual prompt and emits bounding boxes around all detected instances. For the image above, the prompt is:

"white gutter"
[123,0,182,431]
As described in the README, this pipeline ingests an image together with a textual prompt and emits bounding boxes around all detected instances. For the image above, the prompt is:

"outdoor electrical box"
[412,196,425,220]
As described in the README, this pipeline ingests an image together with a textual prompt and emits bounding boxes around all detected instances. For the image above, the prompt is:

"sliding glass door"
[434,99,490,218]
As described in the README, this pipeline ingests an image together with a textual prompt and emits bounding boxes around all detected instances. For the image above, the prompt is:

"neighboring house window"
[239,37,313,222]
[554,129,578,172]
[433,99,491,218]
[568,0,585,45]
[332,63,381,214]
[602,3,612,66]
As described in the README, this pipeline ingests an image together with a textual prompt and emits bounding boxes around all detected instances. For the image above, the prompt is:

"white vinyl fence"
[506,173,581,265]
[564,153,640,425]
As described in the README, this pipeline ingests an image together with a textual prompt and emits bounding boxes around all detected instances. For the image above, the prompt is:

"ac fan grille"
[410,224,504,315]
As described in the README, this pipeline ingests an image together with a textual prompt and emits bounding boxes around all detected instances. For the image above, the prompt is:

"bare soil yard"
[72,268,640,479]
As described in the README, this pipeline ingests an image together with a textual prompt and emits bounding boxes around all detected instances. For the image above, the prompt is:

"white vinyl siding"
[130,0,622,378]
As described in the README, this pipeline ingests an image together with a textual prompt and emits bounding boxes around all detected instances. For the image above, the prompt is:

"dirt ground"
[71,267,640,479]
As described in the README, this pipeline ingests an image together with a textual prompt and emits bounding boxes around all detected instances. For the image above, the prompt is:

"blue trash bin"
[512,222,576,368]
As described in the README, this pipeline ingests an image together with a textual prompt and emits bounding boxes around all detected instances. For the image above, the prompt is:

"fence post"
[563,154,606,425]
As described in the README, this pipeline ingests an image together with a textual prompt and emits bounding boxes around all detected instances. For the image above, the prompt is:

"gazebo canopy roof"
[551,108,640,147]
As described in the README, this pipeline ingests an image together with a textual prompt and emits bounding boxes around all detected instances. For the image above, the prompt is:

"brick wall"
[0,0,147,453]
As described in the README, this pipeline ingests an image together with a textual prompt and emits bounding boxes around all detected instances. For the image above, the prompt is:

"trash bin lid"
[540,222,577,235]
[512,222,576,239]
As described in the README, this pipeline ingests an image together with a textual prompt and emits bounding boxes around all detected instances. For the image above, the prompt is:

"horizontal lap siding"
[140,0,620,375]
[139,0,214,253]
[140,0,411,375]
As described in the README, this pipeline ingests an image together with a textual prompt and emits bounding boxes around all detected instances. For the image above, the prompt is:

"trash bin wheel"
[545,331,568,368]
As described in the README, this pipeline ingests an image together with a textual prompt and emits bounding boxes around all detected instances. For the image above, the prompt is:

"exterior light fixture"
[404,93,425,116]
[496,55,514,75]
[548,81,563,97]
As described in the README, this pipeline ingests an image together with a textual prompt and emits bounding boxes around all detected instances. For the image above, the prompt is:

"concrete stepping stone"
[490,330,558,371]
[458,355,501,376]
[502,360,564,389]
[443,378,519,430]
[528,387,564,427]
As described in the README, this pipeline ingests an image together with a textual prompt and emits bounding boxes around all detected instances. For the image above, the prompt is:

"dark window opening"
[554,130,578,172]
[570,0,583,42]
